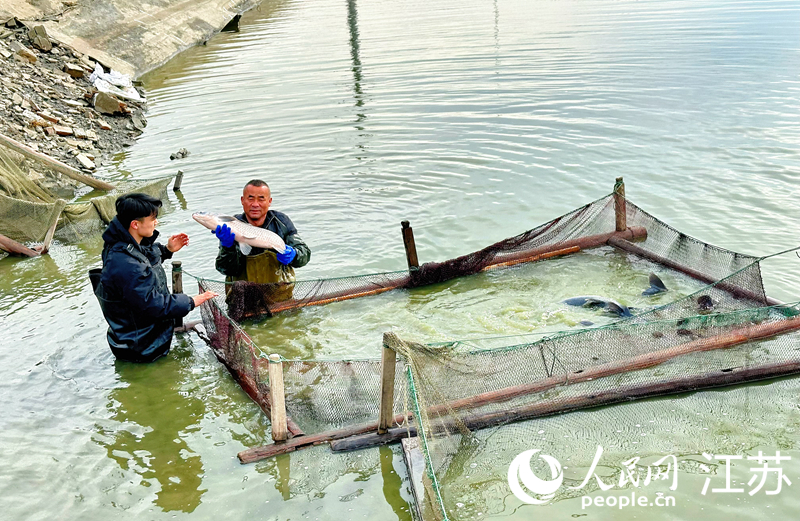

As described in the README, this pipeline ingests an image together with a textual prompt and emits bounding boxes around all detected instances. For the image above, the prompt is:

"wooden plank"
[268,354,288,442]
[0,132,115,191]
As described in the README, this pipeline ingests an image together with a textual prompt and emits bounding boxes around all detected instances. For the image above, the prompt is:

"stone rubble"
[0,17,149,191]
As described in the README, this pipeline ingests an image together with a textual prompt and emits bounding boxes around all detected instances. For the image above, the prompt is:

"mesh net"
[192,192,798,515]
[0,136,174,245]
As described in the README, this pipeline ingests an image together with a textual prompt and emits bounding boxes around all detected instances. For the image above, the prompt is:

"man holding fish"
[207,180,311,291]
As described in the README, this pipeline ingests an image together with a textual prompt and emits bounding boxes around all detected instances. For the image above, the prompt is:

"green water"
[2,0,800,519]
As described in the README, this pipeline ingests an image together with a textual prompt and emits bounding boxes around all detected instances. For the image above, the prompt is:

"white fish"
[192,211,286,254]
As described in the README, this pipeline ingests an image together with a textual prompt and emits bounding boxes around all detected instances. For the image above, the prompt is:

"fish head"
[192,211,222,230]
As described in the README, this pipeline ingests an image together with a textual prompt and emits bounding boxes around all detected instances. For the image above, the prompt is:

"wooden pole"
[268,354,289,442]
[38,198,66,255]
[0,132,116,191]
[401,220,419,271]
[614,177,626,232]
[378,334,398,434]
[173,170,184,191]
[172,261,183,328]
[0,232,40,257]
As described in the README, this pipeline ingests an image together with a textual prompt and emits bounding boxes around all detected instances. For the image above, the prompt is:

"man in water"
[214,180,311,288]
[92,193,218,362]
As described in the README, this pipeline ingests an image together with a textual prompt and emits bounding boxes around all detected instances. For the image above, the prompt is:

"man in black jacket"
[214,180,311,287]
[92,193,217,362]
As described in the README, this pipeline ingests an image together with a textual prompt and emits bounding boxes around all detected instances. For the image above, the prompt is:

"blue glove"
[276,244,296,265]
[215,224,236,248]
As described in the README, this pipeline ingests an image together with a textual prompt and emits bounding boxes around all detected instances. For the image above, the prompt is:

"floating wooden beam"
[173,170,184,191]
[237,412,409,463]
[0,132,116,191]
[0,232,39,257]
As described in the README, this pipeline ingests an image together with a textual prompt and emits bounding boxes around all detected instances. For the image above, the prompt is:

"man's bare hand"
[192,291,219,307]
[167,233,190,253]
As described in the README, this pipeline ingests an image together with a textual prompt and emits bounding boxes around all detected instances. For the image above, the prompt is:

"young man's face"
[241,184,272,226]
[133,214,158,238]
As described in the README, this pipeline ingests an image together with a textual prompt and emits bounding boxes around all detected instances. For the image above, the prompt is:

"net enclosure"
[193,183,800,520]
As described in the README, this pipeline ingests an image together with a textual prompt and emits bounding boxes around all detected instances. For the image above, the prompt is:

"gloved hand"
[276,244,296,265]
[215,224,236,248]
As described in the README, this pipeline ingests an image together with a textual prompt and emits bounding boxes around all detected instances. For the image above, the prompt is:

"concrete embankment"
[0,0,261,190]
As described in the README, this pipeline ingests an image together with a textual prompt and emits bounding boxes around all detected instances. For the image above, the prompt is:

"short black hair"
[115,193,162,229]
[244,179,269,190]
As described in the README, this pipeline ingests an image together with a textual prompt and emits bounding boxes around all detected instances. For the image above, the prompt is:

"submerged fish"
[562,296,633,317]
[642,272,668,296]
[192,211,286,254]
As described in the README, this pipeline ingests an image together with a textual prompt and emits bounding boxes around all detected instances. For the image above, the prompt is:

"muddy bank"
[0,0,262,197]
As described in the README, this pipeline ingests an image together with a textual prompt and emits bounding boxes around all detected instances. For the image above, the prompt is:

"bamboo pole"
[608,236,783,306]
[614,177,626,232]
[0,132,116,191]
[38,198,66,255]
[378,334,398,434]
[269,354,288,442]
[401,220,420,270]
[0,232,40,257]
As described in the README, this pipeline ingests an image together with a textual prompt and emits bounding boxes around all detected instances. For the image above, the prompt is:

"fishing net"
[0,138,174,244]
[192,191,799,514]
[197,193,768,323]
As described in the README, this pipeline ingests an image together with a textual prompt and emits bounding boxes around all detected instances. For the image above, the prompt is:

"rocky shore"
[0,17,146,183]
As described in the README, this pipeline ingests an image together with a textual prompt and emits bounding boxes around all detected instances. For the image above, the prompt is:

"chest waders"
[227,250,295,302]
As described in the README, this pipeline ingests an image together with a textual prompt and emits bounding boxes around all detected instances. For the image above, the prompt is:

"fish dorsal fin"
[649,272,667,291]
[217,215,236,222]
[605,301,631,317]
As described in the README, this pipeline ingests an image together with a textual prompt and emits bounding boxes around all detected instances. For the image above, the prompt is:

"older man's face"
[241,184,272,226]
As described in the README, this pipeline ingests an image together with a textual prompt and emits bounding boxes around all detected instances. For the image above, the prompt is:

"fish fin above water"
[239,243,252,255]
[643,272,668,295]
[605,301,632,317]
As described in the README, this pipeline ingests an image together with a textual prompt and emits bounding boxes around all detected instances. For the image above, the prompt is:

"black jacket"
[215,210,311,277]
[91,217,194,362]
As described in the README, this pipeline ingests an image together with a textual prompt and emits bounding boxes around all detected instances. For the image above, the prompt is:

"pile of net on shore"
[0,139,172,244]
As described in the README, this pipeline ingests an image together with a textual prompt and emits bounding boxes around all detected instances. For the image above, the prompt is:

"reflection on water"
[96,342,207,513]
